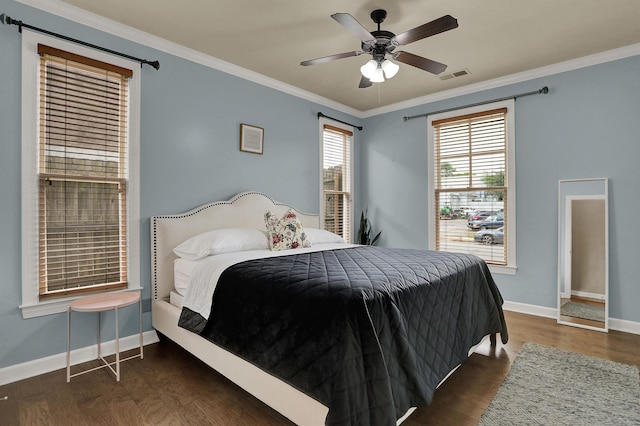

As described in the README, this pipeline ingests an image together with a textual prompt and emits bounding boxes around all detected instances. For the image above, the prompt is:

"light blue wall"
[1,0,638,373]
[0,0,362,369]
[361,56,640,323]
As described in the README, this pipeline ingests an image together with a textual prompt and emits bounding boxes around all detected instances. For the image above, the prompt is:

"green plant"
[482,171,505,200]
[357,209,382,245]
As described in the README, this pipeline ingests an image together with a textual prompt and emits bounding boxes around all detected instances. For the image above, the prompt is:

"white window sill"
[20,286,143,319]
[488,264,517,276]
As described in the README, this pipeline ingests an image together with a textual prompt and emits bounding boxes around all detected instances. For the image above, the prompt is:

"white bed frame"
[150,191,487,425]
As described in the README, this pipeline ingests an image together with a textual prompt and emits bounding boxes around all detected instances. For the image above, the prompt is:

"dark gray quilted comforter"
[178,246,507,425]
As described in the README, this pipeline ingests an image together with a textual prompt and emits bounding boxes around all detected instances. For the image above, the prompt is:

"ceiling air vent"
[439,68,470,81]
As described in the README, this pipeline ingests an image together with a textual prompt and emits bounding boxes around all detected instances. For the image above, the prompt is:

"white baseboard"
[608,317,640,335]
[503,300,640,335]
[503,300,557,319]
[2,302,639,387]
[0,330,159,386]
[571,290,606,301]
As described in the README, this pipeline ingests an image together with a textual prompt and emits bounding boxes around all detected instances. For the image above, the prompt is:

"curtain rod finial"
[1,13,19,26]
[540,86,549,94]
[4,13,159,67]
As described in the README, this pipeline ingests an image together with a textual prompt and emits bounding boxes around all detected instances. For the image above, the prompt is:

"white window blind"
[433,107,508,265]
[322,124,352,243]
[38,44,131,298]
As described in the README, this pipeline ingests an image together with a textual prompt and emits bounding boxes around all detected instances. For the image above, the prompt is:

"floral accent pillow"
[264,209,311,251]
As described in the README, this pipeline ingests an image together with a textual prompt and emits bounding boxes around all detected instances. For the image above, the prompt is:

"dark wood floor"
[2,310,639,425]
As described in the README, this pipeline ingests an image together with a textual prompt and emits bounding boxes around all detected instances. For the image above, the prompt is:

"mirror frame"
[557,178,609,332]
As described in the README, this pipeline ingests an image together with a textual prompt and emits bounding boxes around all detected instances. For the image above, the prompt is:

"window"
[21,31,140,317]
[320,120,353,243]
[428,100,516,274]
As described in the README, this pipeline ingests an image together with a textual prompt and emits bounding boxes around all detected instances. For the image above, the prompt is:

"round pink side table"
[66,291,143,382]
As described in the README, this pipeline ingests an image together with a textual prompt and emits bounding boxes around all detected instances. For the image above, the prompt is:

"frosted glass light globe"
[369,66,385,83]
[360,60,378,79]
[381,59,399,79]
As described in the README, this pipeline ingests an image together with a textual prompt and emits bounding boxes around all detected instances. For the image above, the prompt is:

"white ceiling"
[58,0,640,112]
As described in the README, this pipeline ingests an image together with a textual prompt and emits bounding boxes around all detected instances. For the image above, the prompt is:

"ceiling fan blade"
[300,51,361,66]
[359,76,373,88]
[395,51,447,75]
[392,15,458,46]
[331,13,376,43]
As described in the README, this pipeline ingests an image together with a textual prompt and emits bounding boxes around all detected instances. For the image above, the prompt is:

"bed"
[151,191,508,425]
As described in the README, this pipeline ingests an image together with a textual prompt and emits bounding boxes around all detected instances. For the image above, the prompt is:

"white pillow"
[304,228,346,245]
[173,228,269,260]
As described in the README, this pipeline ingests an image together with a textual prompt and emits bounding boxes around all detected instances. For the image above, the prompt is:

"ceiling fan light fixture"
[381,59,399,79]
[360,59,378,79]
[302,10,458,89]
[369,66,385,83]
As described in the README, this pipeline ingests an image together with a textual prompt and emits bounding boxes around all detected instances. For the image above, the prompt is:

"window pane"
[434,108,507,265]
[41,58,128,180]
[323,192,348,237]
[40,179,126,293]
[322,126,352,243]
[437,190,506,264]
[38,46,129,298]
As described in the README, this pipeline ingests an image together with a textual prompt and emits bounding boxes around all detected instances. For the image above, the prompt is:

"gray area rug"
[560,300,605,322]
[478,343,640,426]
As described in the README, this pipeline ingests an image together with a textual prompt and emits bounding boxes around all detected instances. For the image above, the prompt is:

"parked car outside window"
[467,210,497,223]
[468,212,503,229]
[474,227,504,245]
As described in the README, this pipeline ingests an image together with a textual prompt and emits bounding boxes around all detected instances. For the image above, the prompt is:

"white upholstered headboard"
[150,191,320,301]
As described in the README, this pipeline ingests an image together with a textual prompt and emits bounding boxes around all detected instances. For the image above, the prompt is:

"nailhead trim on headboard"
[150,191,317,301]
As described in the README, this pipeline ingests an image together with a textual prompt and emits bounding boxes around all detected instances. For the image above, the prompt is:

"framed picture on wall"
[240,123,264,154]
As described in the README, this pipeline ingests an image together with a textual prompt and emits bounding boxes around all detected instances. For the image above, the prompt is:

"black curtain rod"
[1,13,160,70]
[318,112,363,131]
[403,86,549,121]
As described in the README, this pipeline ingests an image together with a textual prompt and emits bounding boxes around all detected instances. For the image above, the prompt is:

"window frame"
[20,30,141,318]
[427,99,517,275]
[318,117,354,243]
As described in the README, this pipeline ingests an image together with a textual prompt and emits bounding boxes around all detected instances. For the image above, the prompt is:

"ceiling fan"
[300,9,458,88]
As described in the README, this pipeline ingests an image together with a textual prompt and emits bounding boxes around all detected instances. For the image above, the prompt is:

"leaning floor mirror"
[557,178,608,332]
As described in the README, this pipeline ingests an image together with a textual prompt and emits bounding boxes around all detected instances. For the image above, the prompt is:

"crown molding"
[17,0,640,120]
[15,0,362,118]
[363,42,640,118]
